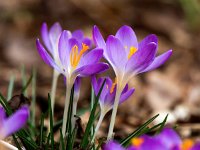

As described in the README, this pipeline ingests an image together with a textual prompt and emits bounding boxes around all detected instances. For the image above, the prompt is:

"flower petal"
[0,107,5,129]
[119,88,134,104]
[83,38,92,47]
[74,63,109,77]
[81,48,103,66]
[140,50,172,73]
[115,25,138,51]
[49,22,62,52]
[139,34,158,52]
[58,30,70,65]
[155,128,181,149]
[41,23,53,54]
[1,106,29,138]
[125,42,157,75]
[72,30,84,40]
[93,25,106,49]
[106,35,127,72]
[36,39,61,72]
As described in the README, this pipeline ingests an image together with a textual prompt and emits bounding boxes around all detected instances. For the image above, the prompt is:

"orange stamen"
[181,139,194,150]
[70,43,89,68]
[128,46,137,59]
[131,138,144,147]
[110,78,117,94]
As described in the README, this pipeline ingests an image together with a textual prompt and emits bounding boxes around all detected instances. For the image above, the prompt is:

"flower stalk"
[51,70,60,116]
[107,84,123,140]
[61,79,73,137]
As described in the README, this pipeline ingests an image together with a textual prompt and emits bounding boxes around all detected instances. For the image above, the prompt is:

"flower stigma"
[181,139,194,150]
[131,138,144,147]
[128,46,137,59]
[70,43,89,68]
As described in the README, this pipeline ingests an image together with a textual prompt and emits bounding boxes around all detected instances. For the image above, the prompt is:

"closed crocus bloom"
[37,28,109,137]
[92,76,134,114]
[93,25,172,139]
[91,76,134,142]
[0,106,29,139]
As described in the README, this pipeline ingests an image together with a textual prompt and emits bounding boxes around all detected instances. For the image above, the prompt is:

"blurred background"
[0,0,200,140]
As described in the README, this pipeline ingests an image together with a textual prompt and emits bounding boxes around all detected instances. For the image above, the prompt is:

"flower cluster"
[36,23,172,139]
[103,128,200,150]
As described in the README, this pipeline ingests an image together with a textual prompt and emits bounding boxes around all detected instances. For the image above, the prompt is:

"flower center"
[70,43,89,68]
[181,139,194,150]
[128,46,137,59]
[131,138,144,147]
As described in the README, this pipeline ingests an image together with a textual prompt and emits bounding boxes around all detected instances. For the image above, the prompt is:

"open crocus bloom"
[0,106,29,139]
[41,22,92,65]
[37,29,109,85]
[92,76,134,114]
[103,128,200,150]
[93,25,172,87]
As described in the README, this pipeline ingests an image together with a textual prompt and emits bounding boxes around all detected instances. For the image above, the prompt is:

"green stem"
[61,80,72,137]
[107,85,122,140]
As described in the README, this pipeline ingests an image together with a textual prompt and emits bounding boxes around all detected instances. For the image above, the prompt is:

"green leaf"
[7,74,15,100]
[59,129,65,150]
[120,114,159,147]
[39,114,45,147]
[80,79,106,149]
[21,72,33,94]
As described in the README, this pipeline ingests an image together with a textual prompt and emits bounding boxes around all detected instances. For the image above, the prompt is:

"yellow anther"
[128,46,137,59]
[110,78,117,94]
[181,139,194,150]
[131,138,144,147]
[70,43,89,68]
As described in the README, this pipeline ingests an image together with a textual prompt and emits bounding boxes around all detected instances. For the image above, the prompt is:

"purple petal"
[58,30,70,65]
[81,48,103,66]
[106,36,127,71]
[41,23,53,54]
[125,42,157,74]
[140,49,172,73]
[92,25,106,49]
[36,39,61,72]
[119,88,134,104]
[72,30,84,40]
[49,22,62,52]
[0,106,29,138]
[141,136,168,150]
[192,143,200,150]
[115,25,138,51]
[103,140,125,150]
[75,63,109,77]
[83,38,92,47]
[155,128,182,149]
[139,34,158,50]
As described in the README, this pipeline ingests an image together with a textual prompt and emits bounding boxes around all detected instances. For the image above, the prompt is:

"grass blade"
[120,114,159,147]
[7,74,15,100]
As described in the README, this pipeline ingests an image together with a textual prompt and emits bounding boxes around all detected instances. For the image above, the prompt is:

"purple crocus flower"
[37,24,109,137]
[93,25,172,139]
[40,22,93,116]
[93,25,172,83]
[103,128,200,150]
[91,76,134,114]
[0,106,29,139]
